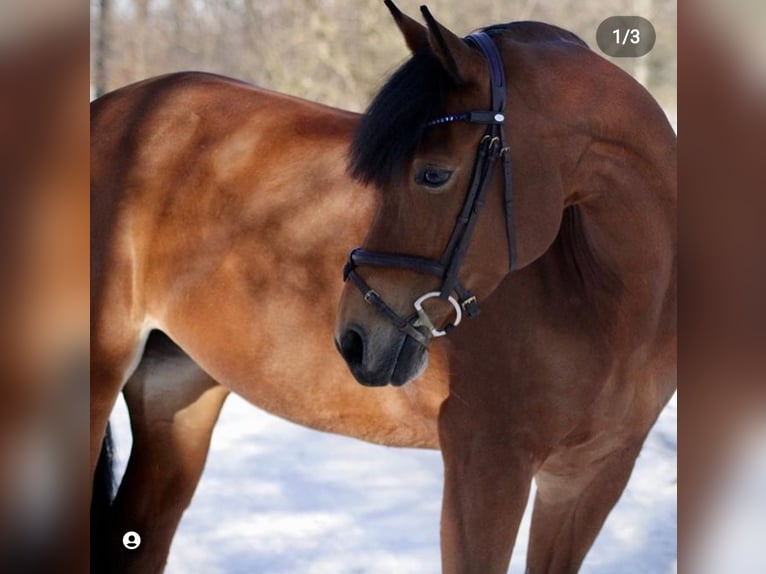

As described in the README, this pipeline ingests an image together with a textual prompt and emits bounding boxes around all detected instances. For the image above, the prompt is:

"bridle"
[343,31,516,347]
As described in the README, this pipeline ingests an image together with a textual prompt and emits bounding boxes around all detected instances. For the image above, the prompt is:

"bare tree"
[91,0,676,113]
[93,0,111,97]
[133,0,151,79]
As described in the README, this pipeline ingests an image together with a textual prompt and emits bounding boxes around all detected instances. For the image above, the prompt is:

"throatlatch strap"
[502,148,516,271]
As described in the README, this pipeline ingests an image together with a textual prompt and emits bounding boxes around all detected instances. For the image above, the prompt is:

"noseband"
[343,32,516,347]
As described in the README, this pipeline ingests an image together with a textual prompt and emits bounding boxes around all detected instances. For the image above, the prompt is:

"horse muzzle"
[335,323,429,386]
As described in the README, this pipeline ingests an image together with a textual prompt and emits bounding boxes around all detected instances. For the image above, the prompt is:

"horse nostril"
[340,328,365,367]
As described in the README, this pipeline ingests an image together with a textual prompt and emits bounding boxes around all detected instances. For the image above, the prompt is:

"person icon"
[122,531,141,550]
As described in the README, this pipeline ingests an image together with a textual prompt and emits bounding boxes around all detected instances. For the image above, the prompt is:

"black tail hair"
[90,422,115,573]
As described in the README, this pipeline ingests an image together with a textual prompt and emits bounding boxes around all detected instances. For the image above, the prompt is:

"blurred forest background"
[90,0,676,113]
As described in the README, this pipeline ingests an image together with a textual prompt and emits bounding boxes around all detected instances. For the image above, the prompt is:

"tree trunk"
[94,0,111,97]
[134,0,151,79]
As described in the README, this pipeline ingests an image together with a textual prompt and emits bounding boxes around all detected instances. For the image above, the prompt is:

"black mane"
[349,48,453,189]
[348,21,588,189]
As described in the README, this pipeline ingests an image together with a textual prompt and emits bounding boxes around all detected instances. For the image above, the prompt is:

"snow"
[110,389,676,573]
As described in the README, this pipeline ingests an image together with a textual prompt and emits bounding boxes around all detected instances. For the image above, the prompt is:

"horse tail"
[90,422,115,572]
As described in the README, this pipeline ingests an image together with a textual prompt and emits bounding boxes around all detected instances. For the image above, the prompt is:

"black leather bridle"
[343,32,516,347]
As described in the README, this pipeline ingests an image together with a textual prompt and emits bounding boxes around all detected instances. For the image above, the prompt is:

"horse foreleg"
[108,344,229,574]
[439,396,535,574]
[525,443,642,574]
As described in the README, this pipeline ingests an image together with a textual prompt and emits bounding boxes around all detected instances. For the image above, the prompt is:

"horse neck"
[559,105,677,335]
[506,43,675,304]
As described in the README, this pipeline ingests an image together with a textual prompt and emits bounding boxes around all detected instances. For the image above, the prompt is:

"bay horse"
[90,6,674,574]
[336,3,676,574]
[90,72,451,572]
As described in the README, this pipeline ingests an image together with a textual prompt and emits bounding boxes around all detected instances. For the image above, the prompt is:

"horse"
[335,3,676,574]
[89,71,452,572]
[90,6,674,574]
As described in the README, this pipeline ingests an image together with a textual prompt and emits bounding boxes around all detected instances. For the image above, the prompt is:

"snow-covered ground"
[111,391,676,573]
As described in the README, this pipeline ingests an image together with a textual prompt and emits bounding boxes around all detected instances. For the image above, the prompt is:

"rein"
[343,32,516,347]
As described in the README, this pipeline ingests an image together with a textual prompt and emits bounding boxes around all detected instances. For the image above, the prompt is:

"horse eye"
[416,167,452,188]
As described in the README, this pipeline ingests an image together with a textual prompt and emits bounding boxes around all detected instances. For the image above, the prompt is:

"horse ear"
[420,5,484,85]
[384,0,429,54]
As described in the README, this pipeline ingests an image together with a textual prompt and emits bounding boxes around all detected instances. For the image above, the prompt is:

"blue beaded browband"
[427,111,506,126]
[344,31,516,346]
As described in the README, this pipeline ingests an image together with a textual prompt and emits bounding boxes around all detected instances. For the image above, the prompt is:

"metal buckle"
[460,295,477,311]
[412,291,463,338]
[363,289,379,304]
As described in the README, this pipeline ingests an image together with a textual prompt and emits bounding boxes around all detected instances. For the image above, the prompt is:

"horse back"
[90,72,361,324]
